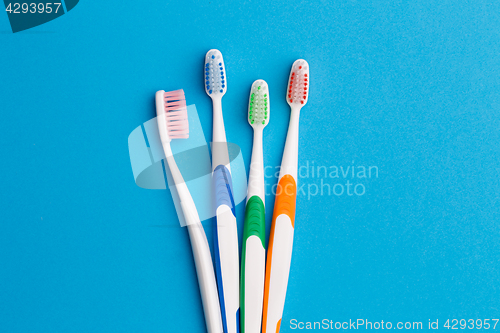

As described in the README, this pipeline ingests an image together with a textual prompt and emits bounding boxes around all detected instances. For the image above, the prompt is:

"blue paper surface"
[0,1,499,332]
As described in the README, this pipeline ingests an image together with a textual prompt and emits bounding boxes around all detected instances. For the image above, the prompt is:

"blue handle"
[213,165,236,215]
[212,164,239,333]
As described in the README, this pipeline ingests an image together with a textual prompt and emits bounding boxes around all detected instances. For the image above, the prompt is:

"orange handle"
[262,174,296,333]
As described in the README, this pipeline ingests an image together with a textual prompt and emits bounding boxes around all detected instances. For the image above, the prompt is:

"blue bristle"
[205,53,226,94]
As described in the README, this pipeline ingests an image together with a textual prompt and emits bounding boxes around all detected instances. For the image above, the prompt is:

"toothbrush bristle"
[163,89,189,139]
[204,49,226,96]
[287,59,309,105]
[248,80,269,126]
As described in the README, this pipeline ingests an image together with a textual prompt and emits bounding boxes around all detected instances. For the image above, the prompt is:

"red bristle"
[287,61,309,105]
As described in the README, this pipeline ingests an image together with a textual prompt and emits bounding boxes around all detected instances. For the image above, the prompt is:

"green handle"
[240,195,265,333]
[242,195,265,248]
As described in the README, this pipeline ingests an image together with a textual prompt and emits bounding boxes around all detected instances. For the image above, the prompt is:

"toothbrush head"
[287,59,309,107]
[204,49,227,98]
[155,89,189,143]
[248,79,270,128]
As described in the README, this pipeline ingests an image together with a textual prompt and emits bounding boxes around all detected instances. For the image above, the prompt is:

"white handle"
[243,236,266,333]
[278,105,301,180]
[215,205,240,333]
[263,214,294,333]
[247,128,265,202]
[164,150,223,333]
[182,201,224,333]
[212,97,231,172]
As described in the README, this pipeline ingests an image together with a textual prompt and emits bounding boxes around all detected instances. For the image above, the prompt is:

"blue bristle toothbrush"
[204,49,240,333]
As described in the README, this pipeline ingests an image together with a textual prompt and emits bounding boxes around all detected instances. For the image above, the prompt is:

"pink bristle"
[162,89,189,139]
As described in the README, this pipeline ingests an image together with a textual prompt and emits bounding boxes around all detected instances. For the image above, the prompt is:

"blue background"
[1,0,499,332]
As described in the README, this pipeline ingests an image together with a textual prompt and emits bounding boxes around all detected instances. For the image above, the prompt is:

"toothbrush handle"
[213,165,240,333]
[240,196,266,333]
[262,174,297,333]
[183,202,224,333]
[247,129,265,200]
[167,155,224,333]
[212,98,230,168]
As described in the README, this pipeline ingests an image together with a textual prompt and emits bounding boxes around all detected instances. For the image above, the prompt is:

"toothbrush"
[155,89,223,333]
[240,80,269,333]
[262,60,309,333]
[204,49,240,333]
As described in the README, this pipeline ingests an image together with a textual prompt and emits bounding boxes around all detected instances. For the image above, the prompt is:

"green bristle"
[248,81,269,125]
